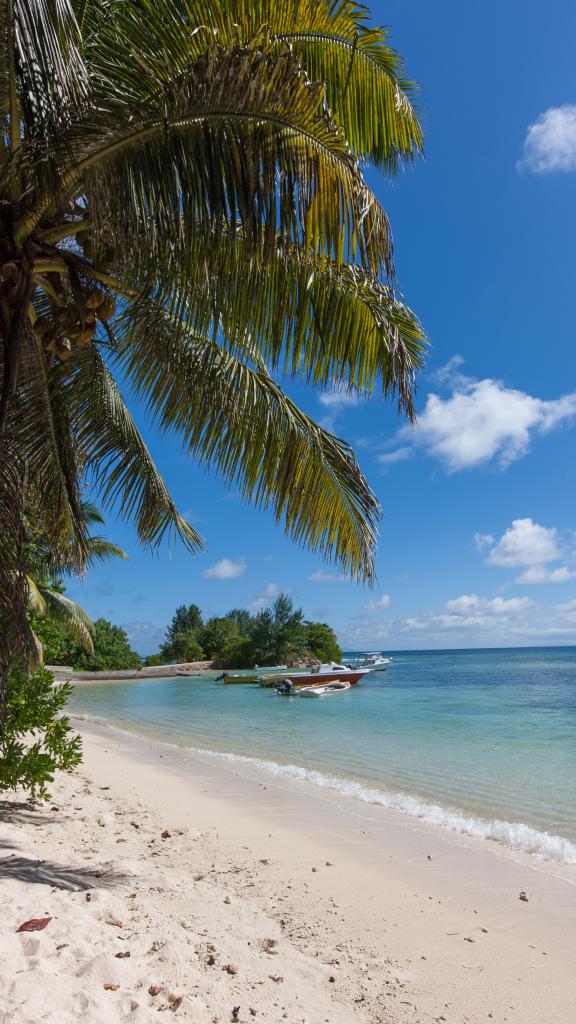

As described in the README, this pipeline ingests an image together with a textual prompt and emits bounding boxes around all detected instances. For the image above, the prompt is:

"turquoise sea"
[68,646,576,865]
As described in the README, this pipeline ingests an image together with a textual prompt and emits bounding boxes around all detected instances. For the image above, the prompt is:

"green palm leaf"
[182,0,423,169]
[14,36,392,277]
[115,303,379,581]
[83,536,128,564]
[26,575,47,615]
[147,235,426,419]
[58,346,203,554]
[37,585,94,653]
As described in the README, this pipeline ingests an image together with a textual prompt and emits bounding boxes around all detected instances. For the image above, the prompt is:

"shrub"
[0,664,82,801]
[220,636,257,668]
[73,618,141,671]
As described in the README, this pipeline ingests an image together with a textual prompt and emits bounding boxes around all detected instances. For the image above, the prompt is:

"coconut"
[43,333,58,353]
[85,288,103,309]
[56,338,73,360]
[97,295,116,321]
[99,245,117,269]
[76,324,96,347]
[33,317,51,338]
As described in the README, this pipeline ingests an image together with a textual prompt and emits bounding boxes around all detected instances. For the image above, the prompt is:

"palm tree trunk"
[0,426,30,733]
[0,274,35,734]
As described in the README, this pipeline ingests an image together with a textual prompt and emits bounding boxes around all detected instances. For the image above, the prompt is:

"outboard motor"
[275,678,293,696]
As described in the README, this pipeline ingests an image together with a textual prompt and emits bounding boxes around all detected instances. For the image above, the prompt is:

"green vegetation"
[25,502,127,660]
[301,622,343,664]
[31,614,141,672]
[0,664,82,800]
[149,594,342,668]
[70,619,141,672]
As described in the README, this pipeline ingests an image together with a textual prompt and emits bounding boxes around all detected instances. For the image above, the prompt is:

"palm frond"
[84,536,128,564]
[6,0,88,139]
[134,235,427,420]
[58,346,203,554]
[182,0,423,169]
[26,574,47,614]
[115,304,380,581]
[15,37,393,275]
[14,327,90,562]
[38,585,94,652]
[79,499,105,525]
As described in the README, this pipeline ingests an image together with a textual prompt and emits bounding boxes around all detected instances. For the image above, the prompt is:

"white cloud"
[553,599,576,625]
[340,591,554,650]
[555,599,576,614]
[429,354,465,386]
[378,447,412,465]
[318,389,360,410]
[478,519,576,586]
[445,594,481,615]
[122,621,166,655]
[249,582,282,612]
[518,105,576,174]
[364,595,391,613]
[410,378,576,472]
[392,359,576,472]
[318,388,362,430]
[445,594,533,616]
[485,518,561,568]
[474,532,495,552]
[516,565,576,584]
[309,570,349,583]
[203,557,247,580]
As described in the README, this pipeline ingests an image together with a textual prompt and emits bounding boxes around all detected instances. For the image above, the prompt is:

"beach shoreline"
[2,722,575,1024]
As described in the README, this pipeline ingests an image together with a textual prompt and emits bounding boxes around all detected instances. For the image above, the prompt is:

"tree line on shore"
[32,590,341,672]
[145,594,342,668]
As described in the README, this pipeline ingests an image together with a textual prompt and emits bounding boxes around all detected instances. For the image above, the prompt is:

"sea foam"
[72,713,576,866]
[194,746,576,866]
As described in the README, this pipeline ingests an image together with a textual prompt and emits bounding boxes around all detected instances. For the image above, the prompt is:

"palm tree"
[26,501,127,655]
[0,1,427,715]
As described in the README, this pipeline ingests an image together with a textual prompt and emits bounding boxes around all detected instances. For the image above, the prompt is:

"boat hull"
[223,665,287,684]
[260,669,368,687]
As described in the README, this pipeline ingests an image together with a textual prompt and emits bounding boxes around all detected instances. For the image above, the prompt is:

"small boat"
[299,680,351,698]
[222,665,287,684]
[350,652,391,671]
[260,663,369,687]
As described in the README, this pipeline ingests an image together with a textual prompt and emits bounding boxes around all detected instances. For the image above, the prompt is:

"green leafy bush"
[72,619,141,671]
[220,636,257,668]
[0,664,82,800]
[302,622,342,662]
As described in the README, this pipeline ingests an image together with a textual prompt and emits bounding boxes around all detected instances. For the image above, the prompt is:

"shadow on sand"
[0,799,60,827]
[0,801,131,890]
[0,851,130,890]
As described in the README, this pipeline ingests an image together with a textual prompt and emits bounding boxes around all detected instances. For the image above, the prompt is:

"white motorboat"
[297,680,351,697]
[353,652,391,671]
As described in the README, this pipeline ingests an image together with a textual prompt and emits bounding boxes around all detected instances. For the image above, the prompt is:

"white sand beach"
[1,723,575,1024]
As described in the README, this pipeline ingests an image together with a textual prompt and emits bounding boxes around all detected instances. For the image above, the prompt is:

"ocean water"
[68,646,576,865]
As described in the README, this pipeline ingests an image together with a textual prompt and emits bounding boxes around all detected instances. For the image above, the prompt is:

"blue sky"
[68,0,576,653]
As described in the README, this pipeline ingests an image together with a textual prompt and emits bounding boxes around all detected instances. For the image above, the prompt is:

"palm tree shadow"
[0,800,60,827]
[0,852,130,890]
[0,799,132,890]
